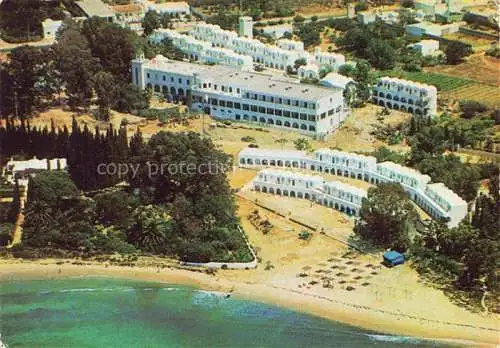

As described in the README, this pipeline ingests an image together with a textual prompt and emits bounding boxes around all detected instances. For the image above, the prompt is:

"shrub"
[485,47,500,58]
[293,15,306,23]
[248,143,259,148]
[401,0,415,8]
[298,230,312,241]
[241,136,256,142]
[459,100,488,119]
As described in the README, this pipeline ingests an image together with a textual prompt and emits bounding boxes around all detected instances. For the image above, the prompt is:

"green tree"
[55,22,100,109]
[294,138,312,151]
[459,100,488,119]
[355,183,417,251]
[27,171,79,208]
[366,39,396,70]
[7,180,21,223]
[114,84,150,113]
[94,191,139,228]
[92,71,118,121]
[82,18,137,83]
[142,10,161,36]
[445,41,472,65]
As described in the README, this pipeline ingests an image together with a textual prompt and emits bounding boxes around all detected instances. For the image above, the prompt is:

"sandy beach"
[0,260,497,347]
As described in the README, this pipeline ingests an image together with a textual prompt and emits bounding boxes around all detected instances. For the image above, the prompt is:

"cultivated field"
[442,33,495,52]
[441,84,500,108]
[424,54,500,87]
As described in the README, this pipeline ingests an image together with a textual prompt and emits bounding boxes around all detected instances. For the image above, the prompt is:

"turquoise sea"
[0,278,457,348]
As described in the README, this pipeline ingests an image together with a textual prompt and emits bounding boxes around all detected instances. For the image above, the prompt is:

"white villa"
[276,39,304,52]
[407,39,441,56]
[239,148,468,227]
[406,22,460,37]
[320,72,355,90]
[372,76,438,116]
[252,169,367,216]
[132,55,349,138]
[4,157,68,185]
[298,64,320,80]
[42,19,63,39]
[261,24,293,39]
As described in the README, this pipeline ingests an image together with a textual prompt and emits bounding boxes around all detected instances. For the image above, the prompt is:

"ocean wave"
[194,290,228,297]
[365,334,424,344]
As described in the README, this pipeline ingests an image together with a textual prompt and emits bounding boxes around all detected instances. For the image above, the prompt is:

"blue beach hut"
[383,251,405,267]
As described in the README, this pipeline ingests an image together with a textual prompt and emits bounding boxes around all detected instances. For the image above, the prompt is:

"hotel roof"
[76,0,115,18]
[199,68,341,101]
[258,169,324,182]
[426,183,467,206]
[239,148,307,160]
[378,76,437,91]
[377,161,431,182]
[315,148,377,162]
[324,180,367,197]
[112,4,143,13]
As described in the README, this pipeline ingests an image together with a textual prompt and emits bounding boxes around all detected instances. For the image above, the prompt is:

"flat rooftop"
[199,68,342,101]
[76,0,115,18]
[239,148,307,160]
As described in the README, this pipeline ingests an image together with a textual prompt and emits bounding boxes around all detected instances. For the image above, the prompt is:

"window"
[222,86,226,92]
[328,109,334,116]
[308,115,316,122]
[266,108,274,115]
[178,78,182,83]
[219,100,226,107]
[203,83,207,88]
[277,98,282,104]
[300,113,307,120]
[211,99,218,105]
[251,105,258,112]
[187,80,190,85]
[170,77,174,82]
[275,109,283,116]
[243,104,249,111]
[285,99,291,105]
[147,73,150,78]
[162,76,166,81]
[321,112,326,119]
[283,110,291,117]
[229,87,233,93]
[235,103,241,109]
[236,88,240,93]
[292,112,299,119]
[294,100,299,107]
[258,106,266,113]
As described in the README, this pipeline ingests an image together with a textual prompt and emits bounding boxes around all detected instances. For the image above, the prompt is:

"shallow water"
[0,278,457,347]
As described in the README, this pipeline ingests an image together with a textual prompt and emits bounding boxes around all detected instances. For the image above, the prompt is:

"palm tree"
[128,205,171,253]
[23,200,54,229]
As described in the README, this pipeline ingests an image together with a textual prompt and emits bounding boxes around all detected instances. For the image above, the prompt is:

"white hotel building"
[150,29,254,71]
[152,21,345,78]
[372,76,438,116]
[239,148,467,227]
[253,169,367,216]
[132,55,349,138]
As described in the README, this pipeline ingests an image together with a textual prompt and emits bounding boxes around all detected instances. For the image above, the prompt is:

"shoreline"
[0,261,498,347]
